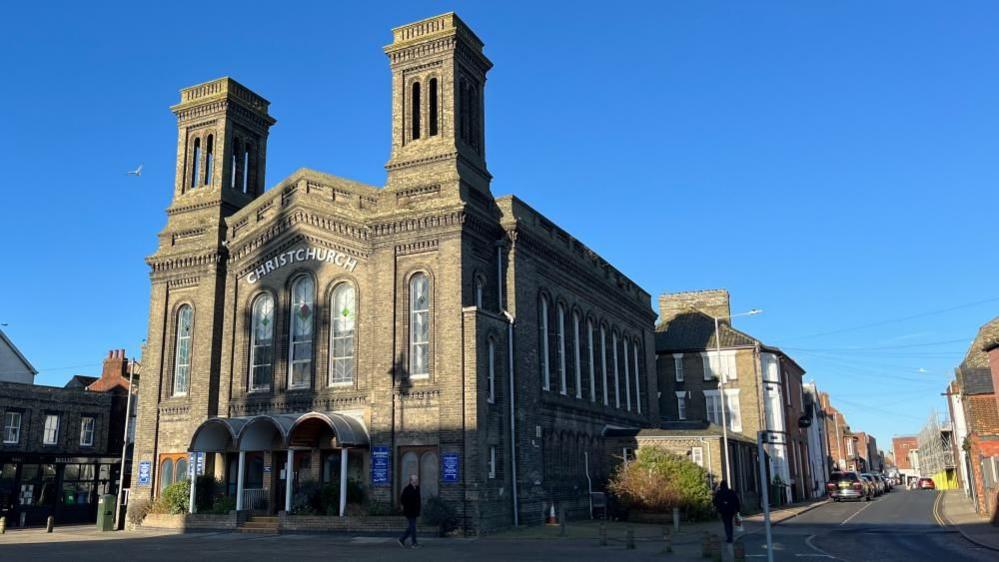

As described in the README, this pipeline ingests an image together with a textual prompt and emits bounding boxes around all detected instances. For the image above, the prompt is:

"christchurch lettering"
[247,246,358,284]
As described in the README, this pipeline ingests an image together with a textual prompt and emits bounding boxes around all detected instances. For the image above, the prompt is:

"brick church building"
[129,13,658,532]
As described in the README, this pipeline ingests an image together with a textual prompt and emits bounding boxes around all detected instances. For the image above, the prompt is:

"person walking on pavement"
[398,474,422,549]
[713,480,741,544]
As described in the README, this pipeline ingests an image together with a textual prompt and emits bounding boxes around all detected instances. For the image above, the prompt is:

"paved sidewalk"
[938,489,999,552]
[741,497,829,533]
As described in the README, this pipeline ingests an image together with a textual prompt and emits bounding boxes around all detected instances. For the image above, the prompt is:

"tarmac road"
[740,487,995,561]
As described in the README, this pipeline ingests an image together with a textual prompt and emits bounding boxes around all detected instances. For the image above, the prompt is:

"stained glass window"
[289,276,315,388]
[409,273,430,377]
[330,283,356,385]
[249,294,274,391]
[173,305,192,395]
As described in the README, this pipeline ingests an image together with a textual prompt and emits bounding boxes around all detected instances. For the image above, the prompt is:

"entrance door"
[399,447,438,503]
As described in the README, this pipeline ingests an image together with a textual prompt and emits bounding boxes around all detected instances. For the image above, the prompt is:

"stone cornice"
[147,250,225,274]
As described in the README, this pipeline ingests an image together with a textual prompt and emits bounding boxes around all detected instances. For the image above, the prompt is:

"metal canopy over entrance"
[185,412,368,516]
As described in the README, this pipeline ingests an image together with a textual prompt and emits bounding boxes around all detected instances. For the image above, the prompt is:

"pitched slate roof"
[957,316,999,395]
[0,328,37,377]
[64,375,99,389]
[655,309,758,352]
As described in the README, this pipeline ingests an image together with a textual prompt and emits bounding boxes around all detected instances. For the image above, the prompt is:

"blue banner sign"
[371,446,390,486]
[442,452,459,483]
[137,461,151,486]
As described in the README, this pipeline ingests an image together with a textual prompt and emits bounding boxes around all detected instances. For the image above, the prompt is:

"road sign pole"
[757,431,774,562]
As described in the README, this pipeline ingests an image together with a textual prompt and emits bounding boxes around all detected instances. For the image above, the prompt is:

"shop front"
[0,454,121,526]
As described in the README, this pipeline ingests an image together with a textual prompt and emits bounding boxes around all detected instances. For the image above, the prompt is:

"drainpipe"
[498,238,519,527]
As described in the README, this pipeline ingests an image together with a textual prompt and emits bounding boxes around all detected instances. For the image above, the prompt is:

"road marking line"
[805,533,843,561]
[932,491,946,526]
[839,501,874,525]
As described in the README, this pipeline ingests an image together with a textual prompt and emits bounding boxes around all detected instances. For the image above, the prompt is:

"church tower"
[384,13,493,197]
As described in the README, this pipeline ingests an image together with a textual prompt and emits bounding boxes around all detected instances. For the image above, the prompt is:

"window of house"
[488,446,496,479]
[557,303,567,395]
[673,353,684,382]
[289,276,315,388]
[703,350,738,382]
[691,446,704,467]
[176,458,189,482]
[540,295,550,391]
[409,273,431,378]
[249,293,274,392]
[725,389,743,432]
[676,392,687,420]
[3,411,21,444]
[704,391,722,426]
[79,416,95,447]
[43,415,59,445]
[173,305,193,395]
[159,458,174,493]
[487,338,496,403]
[330,283,356,385]
[573,311,582,399]
[587,319,596,402]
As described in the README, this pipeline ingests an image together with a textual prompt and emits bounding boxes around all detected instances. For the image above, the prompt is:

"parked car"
[918,477,936,490]
[827,471,872,502]
[860,473,881,497]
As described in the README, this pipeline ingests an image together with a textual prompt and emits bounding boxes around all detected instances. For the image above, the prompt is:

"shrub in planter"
[608,447,714,521]
[208,495,237,514]
[159,481,191,514]
[422,495,458,536]
[127,498,153,525]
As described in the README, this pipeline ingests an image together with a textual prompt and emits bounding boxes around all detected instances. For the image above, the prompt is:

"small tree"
[159,480,191,514]
[608,447,715,521]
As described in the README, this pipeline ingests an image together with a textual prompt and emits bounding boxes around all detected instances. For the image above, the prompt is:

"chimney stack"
[658,289,731,321]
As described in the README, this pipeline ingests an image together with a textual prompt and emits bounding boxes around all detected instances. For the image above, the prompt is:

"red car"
[918,478,936,490]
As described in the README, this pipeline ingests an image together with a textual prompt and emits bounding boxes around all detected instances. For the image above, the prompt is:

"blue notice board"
[138,461,151,486]
[371,446,390,486]
[442,452,459,483]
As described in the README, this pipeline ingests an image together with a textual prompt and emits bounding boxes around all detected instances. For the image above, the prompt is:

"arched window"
[409,273,430,377]
[459,78,469,143]
[623,336,632,411]
[330,283,356,385]
[159,459,174,493]
[173,305,192,396]
[573,311,582,399]
[429,78,439,136]
[557,303,566,395]
[475,276,484,309]
[600,324,609,405]
[204,134,214,186]
[540,295,550,391]
[230,138,241,189]
[587,319,596,402]
[487,337,496,403]
[249,293,274,392]
[612,331,621,408]
[243,143,252,194]
[633,338,642,414]
[411,81,421,140]
[176,458,189,482]
[288,276,315,389]
[470,85,479,150]
[190,138,201,189]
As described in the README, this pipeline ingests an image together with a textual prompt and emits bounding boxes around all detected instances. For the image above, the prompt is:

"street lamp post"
[714,309,762,485]
[114,357,136,530]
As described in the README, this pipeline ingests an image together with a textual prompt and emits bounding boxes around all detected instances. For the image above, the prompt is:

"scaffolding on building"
[916,410,956,478]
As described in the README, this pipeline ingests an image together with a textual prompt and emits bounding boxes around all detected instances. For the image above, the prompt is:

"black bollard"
[46,516,54,533]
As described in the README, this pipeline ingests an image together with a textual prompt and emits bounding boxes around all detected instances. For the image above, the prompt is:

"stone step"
[242,521,279,528]
[247,516,278,523]
[237,527,279,534]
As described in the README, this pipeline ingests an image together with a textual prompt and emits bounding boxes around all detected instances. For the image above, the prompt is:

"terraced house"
[129,13,658,533]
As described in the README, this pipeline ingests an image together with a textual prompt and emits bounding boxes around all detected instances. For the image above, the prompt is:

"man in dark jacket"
[398,474,421,548]
[713,480,741,543]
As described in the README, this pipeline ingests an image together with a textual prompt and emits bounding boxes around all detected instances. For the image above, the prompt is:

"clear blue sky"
[2,1,998,451]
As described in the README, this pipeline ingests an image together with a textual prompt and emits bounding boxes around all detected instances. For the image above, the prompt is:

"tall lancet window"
[243,143,252,194]
[429,78,439,136]
[173,305,193,396]
[204,134,214,186]
[409,273,430,377]
[411,81,422,140]
[230,138,241,190]
[190,138,201,189]
[330,283,356,385]
[288,276,315,389]
[249,293,274,392]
